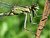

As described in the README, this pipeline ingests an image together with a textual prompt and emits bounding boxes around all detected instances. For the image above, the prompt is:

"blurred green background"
[0,0,50,38]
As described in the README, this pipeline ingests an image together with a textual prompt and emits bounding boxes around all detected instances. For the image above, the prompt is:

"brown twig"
[35,0,50,38]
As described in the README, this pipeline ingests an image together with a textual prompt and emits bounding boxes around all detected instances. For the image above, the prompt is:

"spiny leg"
[34,10,41,17]
[30,11,37,24]
[24,13,27,29]
[34,10,37,16]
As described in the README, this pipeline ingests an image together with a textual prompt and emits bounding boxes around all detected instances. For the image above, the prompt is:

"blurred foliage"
[0,0,50,38]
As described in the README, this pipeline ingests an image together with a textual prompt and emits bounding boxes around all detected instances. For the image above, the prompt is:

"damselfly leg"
[30,11,37,25]
[24,13,27,29]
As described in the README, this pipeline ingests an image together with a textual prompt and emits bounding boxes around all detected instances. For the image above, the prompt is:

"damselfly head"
[31,4,39,11]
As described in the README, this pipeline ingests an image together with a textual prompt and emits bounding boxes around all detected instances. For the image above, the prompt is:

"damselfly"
[0,1,39,30]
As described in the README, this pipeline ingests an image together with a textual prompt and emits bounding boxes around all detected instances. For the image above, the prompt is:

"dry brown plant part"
[35,0,50,38]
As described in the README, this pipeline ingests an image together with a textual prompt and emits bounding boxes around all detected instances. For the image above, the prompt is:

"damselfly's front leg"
[24,13,27,29]
[34,10,37,16]
[34,10,41,17]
